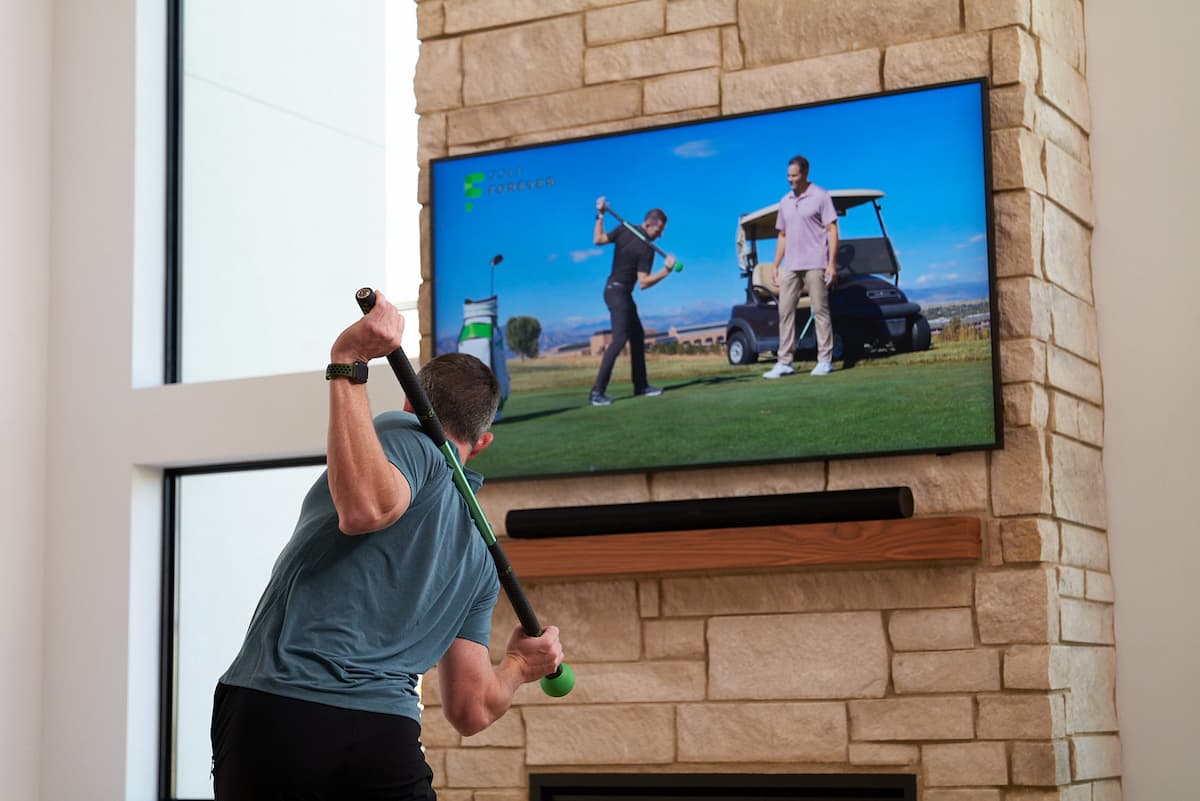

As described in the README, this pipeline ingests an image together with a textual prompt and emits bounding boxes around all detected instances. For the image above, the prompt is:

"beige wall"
[1087,2,1200,800]
[0,1,51,800]
[415,2,1117,797]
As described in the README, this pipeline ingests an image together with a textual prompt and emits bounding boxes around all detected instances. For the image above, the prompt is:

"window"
[169,0,420,384]
[164,462,325,799]
[161,1,422,798]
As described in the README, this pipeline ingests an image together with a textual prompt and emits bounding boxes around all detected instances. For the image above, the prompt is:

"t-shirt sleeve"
[637,244,655,274]
[820,191,837,226]
[373,412,436,498]
[457,569,500,647]
[607,225,622,242]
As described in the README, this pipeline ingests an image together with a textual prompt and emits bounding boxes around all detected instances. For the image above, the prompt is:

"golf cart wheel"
[727,331,758,365]
[799,333,844,362]
[899,316,932,352]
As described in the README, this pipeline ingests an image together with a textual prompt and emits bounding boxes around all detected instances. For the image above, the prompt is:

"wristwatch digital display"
[325,361,369,384]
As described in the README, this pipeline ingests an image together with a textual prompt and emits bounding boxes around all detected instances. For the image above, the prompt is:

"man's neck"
[792,180,810,196]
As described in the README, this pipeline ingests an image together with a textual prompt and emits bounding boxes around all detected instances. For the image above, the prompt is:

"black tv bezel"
[428,77,1003,483]
[529,771,918,800]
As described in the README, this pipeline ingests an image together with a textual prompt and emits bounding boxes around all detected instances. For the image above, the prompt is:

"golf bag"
[457,295,511,420]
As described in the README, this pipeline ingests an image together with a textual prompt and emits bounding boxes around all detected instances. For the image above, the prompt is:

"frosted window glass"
[179,0,420,382]
[172,464,325,799]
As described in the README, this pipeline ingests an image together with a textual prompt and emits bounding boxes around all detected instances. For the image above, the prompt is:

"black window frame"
[165,0,182,384]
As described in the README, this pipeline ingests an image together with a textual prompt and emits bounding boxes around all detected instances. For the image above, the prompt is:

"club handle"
[489,543,575,696]
[355,288,450,448]
[353,287,574,698]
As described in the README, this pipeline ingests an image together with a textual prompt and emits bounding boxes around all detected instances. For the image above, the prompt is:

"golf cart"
[725,190,931,365]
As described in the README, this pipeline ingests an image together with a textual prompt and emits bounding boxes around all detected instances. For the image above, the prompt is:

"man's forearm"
[446,654,525,737]
[593,215,607,245]
[482,656,527,726]
[639,266,671,290]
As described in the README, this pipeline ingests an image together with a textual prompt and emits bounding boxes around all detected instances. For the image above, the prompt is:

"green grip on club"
[540,662,576,697]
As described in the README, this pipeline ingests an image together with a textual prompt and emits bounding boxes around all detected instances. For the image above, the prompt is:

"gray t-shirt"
[219,411,500,722]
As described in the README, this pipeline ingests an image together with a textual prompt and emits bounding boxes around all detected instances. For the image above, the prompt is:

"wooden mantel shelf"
[502,516,981,579]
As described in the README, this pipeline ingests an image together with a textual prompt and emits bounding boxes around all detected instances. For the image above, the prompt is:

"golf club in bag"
[355,288,575,698]
[602,203,683,271]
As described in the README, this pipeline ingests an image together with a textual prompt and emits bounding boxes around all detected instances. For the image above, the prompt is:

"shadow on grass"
[660,374,752,392]
[496,374,750,422]
[494,406,576,425]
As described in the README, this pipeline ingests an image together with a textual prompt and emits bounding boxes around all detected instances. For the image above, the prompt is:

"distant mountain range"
[436,284,992,355]
[902,281,991,305]
[438,299,731,355]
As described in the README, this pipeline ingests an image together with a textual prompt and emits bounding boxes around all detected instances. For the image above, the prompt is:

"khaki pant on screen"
[778,268,832,366]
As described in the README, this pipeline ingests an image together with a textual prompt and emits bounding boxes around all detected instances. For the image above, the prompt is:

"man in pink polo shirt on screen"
[763,154,840,379]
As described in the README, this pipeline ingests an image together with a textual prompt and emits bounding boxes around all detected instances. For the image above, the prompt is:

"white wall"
[1087,2,1200,799]
[0,1,51,799]
[37,4,410,797]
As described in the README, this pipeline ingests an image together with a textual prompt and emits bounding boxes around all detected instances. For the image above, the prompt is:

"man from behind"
[211,292,563,800]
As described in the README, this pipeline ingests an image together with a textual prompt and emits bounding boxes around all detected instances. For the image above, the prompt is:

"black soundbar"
[505,486,914,539]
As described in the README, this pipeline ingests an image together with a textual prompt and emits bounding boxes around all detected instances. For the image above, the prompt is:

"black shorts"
[211,683,436,801]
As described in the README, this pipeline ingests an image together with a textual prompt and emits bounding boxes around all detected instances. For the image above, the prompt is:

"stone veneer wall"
[412,1,1119,800]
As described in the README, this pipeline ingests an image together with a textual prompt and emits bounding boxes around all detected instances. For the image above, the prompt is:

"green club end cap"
[674,262,684,272]
[539,663,575,697]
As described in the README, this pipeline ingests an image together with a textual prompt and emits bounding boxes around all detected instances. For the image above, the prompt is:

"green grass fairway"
[472,342,997,479]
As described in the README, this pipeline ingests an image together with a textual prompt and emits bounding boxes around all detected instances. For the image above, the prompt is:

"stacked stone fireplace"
[412,1,1118,799]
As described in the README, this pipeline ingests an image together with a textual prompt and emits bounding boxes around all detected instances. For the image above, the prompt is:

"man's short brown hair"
[788,155,810,176]
[644,208,668,226]
[417,353,501,444]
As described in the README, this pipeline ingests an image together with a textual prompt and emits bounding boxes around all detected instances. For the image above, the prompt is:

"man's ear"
[465,431,494,461]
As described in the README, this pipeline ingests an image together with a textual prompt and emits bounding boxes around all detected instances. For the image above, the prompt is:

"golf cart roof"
[738,189,885,242]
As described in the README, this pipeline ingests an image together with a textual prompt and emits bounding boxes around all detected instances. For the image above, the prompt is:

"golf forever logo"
[463,165,555,211]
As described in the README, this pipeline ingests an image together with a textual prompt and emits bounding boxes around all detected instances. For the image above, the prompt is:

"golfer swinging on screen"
[588,195,677,406]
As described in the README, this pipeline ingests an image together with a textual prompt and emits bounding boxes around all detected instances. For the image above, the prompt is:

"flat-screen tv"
[430,78,1002,481]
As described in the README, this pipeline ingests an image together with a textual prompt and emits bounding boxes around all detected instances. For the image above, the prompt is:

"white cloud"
[916,272,961,285]
[673,139,718,159]
[954,233,986,249]
[568,248,604,263]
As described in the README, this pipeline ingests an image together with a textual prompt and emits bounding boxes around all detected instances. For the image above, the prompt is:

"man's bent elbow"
[443,705,493,737]
[336,505,405,536]
[337,520,373,536]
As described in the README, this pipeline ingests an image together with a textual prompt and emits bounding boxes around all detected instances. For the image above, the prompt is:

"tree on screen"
[506,316,542,360]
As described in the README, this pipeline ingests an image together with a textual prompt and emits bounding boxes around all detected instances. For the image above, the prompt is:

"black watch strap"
[326,361,369,384]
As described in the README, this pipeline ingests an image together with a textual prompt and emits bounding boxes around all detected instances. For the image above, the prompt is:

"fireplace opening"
[529,773,916,801]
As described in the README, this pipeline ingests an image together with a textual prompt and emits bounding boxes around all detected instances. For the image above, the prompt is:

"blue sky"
[432,81,991,346]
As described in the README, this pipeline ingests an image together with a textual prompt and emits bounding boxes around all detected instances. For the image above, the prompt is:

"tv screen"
[430,79,1001,481]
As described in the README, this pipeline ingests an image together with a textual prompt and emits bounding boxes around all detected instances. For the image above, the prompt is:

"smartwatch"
[326,361,369,384]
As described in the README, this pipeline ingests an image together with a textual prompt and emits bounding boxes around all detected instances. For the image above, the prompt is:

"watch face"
[352,362,369,383]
